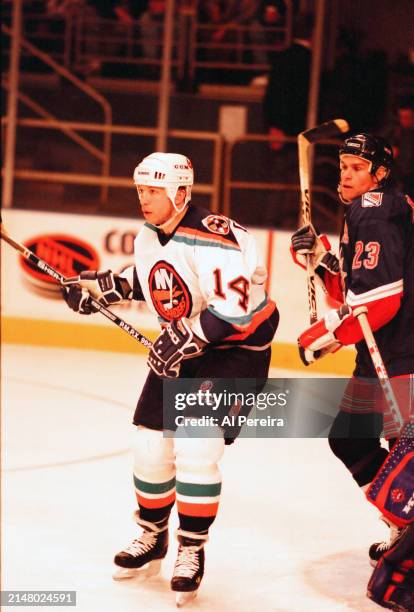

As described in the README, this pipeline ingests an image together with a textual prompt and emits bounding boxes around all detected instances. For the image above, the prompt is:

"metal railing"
[1,0,74,67]
[2,0,294,81]
[1,115,224,213]
[2,23,112,203]
[223,134,342,227]
[1,2,341,227]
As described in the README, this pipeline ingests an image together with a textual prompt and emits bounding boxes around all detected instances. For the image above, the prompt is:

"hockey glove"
[62,269,131,313]
[316,252,340,275]
[291,224,317,254]
[148,319,206,378]
[62,283,98,315]
[291,225,338,274]
[298,304,351,365]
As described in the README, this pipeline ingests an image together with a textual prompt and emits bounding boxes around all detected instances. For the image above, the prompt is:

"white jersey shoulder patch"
[201,214,230,235]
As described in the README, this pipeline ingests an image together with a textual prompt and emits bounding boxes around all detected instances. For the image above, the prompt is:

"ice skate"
[113,511,168,581]
[369,516,403,567]
[171,530,207,607]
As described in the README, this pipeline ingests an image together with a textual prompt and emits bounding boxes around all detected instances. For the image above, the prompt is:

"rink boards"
[1,208,355,375]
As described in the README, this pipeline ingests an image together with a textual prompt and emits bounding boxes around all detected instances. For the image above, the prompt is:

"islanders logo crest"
[148,261,192,321]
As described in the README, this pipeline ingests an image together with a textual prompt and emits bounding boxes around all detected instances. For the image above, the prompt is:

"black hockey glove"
[62,283,98,315]
[62,270,131,314]
[316,252,340,275]
[291,226,339,284]
[148,319,206,378]
[291,225,316,254]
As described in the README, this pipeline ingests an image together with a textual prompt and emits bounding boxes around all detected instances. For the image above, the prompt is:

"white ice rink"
[2,344,385,611]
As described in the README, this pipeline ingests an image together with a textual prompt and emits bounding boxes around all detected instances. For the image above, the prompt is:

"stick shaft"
[297,119,350,325]
[354,307,403,430]
[298,133,317,324]
[1,226,153,350]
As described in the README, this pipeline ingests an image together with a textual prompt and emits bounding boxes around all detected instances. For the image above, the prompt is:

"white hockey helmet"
[133,152,194,212]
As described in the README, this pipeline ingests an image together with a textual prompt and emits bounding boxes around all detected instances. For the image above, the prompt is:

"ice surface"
[1,345,383,611]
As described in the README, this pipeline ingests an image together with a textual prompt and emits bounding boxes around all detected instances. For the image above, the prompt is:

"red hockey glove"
[148,319,206,378]
[298,304,351,365]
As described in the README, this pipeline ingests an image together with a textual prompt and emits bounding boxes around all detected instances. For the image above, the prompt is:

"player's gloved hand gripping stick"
[0,223,152,350]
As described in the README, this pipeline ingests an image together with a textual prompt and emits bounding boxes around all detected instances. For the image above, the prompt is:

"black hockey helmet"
[339,133,393,177]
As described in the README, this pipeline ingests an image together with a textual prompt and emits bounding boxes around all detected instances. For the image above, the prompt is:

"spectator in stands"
[196,1,230,82]
[46,0,83,16]
[383,95,414,198]
[140,0,165,62]
[250,0,287,65]
[79,0,141,76]
[209,1,257,44]
[326,27,389,132]
[263,11,312,151]
[211,0,297,68]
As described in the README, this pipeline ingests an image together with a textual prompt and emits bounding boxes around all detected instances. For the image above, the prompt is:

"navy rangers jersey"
[123,206,278,350]
[320,188,414,377]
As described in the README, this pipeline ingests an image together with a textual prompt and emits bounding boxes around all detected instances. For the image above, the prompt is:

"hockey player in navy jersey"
[291,133,413,611]
[62,152,279,605]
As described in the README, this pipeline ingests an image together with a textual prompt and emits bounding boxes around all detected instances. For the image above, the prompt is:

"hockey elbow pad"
[298,304,351,365]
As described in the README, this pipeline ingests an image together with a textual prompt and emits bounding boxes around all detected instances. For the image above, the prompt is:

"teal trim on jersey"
[208,296,268,325]
[144,222,158,231]
[173,234,240,252]
[143,222,240,251]
[176,481,222,497]
[133,475,176,494]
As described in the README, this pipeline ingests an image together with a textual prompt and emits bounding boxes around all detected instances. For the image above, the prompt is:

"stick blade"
[301,118,350,143]
[332,118,349,133]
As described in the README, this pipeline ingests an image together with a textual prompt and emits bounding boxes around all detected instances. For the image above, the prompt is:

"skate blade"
[112,559,162,581]
[175,590,198,607]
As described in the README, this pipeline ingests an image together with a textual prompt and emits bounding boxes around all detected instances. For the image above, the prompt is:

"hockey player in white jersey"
[62,152,279,606]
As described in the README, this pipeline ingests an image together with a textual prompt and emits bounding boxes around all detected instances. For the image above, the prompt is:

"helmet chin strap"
[372,167,389,188]
[154,185,190,232]
[337,183,352,204]
[155,201,188,233]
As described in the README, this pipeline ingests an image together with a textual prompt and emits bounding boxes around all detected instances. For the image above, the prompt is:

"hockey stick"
[354,306,414,526]
[353,306,405,432]
[298,118,349,323]
[0,224,153,350]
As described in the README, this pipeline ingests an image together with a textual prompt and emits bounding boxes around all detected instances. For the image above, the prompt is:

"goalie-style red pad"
[366,424,414,527]
[367,557,414,611]
[367,523,414,611]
